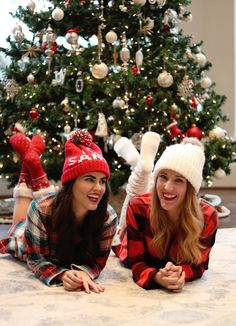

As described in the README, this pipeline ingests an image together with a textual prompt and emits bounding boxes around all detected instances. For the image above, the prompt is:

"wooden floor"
[0,188,235,239]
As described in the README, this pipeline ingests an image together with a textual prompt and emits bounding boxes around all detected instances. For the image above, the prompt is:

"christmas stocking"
[114,136,140,168]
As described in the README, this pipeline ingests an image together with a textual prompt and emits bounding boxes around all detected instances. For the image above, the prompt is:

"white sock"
[139,131,161,173]
[114,137,140,167]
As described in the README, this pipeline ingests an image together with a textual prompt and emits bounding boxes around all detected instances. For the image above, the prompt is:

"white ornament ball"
[208,127,225,140]
[195,53,207,66]
[112,97,125,109]
[133,0,146,6]
[157,70,174,88]
[214,168,226,179]
[105,30,118,43]
[27,0,36,11]
[200,76,212,89]
[27,73,35,84]
[91,62,109,79]
[52,7,64,21]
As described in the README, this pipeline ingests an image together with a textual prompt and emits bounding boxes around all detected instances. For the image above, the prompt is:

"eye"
[175,178,184,184]
[159,174,167,181]
[85,177,94,182]
[100,179,106,185]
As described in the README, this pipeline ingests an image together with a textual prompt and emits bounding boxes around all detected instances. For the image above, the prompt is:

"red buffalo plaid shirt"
[0,193,118,286]
[117,193,219,290]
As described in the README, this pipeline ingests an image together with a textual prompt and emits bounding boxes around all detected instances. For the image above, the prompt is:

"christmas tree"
[0,0,235,193]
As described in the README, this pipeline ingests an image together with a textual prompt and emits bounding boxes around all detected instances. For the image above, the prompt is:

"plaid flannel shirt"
[119,193,219,290]
[0,193,118,286]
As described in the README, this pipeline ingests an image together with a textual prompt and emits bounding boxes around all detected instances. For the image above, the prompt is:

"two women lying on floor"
[0,126,218,293]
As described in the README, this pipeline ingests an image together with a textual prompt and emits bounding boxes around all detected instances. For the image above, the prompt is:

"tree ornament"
[105,30,118,43]
[185,124,203,140]
[29,108,39,120]
[167,121,182,139]
[12,24,25,43]
[61,97,71,112]
[75,71,84,93]
[214,168,226,179]
[133,0,146,6]
[120,32,130,73]
[52,7,64,21]
[131,66,139,76]
[64,124,71,134]
[194,52,207,67]
[13,122,27,134]
[200,76,212,89]
[112,97,125,109]
[141,17,154,35]
[119,4,128,12]
[146,95,153,106]
[41,41,57,53]
[52,68,67,86]
[65,28,79,45]
[95,113,108,138]
[189,96,198,110]
[91,62,108,79]
[27,73,35,84]
[4,80,20,102]
[135,49,143,69]
[157,70,173,88]
[27,0,36,12]
[45,25,57,73]
[107,115,115,126]
[177,75,194,100]
[208,126,225,140]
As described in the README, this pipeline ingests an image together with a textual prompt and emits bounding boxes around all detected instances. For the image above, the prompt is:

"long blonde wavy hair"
[150,181,205,264]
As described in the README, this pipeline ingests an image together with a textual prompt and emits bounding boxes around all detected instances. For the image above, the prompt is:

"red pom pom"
[69,128,93,147]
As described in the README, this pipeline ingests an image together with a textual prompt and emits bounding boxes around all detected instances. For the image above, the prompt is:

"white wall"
[183,0,236,187]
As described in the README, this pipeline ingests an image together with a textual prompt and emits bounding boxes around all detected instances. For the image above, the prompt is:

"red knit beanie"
[61,128,110,185]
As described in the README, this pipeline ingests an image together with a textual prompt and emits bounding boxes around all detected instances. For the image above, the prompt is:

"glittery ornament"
[214,168,226,179]
[177,75,194,100]
[157,70,173,88]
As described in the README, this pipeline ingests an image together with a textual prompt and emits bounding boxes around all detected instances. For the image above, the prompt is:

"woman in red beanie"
[0,128,117,293]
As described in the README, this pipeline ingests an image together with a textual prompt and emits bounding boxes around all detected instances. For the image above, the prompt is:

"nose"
[163,180,173,191]
[93,181,103,192]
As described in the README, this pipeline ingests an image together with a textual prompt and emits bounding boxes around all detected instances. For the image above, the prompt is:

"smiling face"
[72,171,107,223]
[156,169,188,221]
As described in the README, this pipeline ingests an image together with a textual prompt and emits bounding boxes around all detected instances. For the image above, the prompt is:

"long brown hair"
[150,181,204,264]
[51,179,110,268]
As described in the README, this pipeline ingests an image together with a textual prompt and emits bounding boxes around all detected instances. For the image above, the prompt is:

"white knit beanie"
[153,138,205,193]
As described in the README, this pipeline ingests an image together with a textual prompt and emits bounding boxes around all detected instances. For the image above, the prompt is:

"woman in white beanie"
[114,137,219,292]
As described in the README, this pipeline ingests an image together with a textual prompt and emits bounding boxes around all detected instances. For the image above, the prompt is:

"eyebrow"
[83,174,106,180]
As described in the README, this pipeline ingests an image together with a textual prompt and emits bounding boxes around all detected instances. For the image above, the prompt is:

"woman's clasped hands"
[154,262,185,292]
[60,270,105,294]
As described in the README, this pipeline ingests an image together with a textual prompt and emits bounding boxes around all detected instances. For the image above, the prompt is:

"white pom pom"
[208,127,225,140]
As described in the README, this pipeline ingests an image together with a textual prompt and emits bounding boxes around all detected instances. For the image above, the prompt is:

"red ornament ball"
[185,124,203,140]
[131,66,139,76]
[146,95,153,106]
[29,108,39,120]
